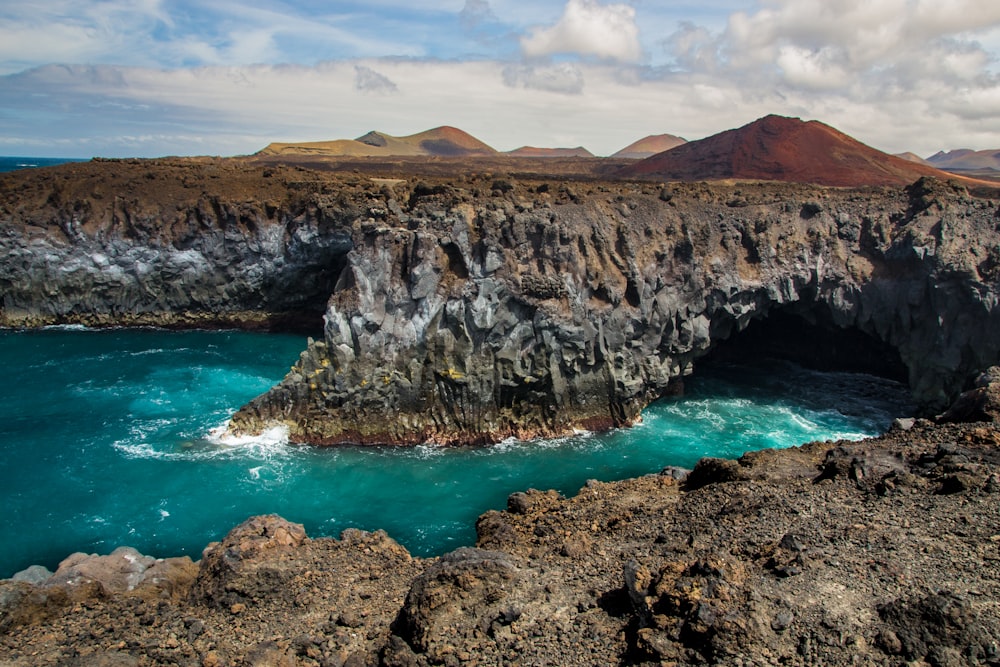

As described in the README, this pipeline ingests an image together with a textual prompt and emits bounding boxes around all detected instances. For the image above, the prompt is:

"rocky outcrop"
[3,413,1000,666]
[0,159,355,330]
[229,175,1000,444]
[2,160,999,445]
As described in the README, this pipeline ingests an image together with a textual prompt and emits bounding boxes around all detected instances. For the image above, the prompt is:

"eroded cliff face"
[2,160,998,444]
[0,159,355,330]
[229,176,1000,444]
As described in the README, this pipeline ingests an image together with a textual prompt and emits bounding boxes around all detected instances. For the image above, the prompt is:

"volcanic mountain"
[611,133,687,159]
[895,152,932,165]
[257,126,497,158]
[619,115,955,187]
[927,148,1000,173]
[505,146,595,158]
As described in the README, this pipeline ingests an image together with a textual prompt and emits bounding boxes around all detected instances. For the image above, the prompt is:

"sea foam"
[206,421,292,457]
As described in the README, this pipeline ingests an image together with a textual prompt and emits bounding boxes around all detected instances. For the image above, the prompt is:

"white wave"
[486,437,525,454]
[42,323,91,331]
[205,421,292,457]
[111,420,292,461]
[788,412,820,430]
[411,443,447,459]
[128,348,167,357]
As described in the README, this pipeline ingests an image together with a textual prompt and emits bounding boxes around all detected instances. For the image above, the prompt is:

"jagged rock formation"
[1,158,999,445]
[3,411,1000,666]
[229,175,1000,444]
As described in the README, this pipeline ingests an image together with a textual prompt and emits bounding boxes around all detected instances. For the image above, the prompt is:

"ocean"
[0,156,88,173]
[0,327,914,577]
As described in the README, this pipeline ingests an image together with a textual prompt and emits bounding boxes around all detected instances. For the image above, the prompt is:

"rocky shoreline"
[2,387,999,665]
[226,174,1000,446]
[3,158,1000,664]
[5,159,997,445]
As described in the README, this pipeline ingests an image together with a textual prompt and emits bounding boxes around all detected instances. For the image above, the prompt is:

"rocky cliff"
[229,175,1000,444]
[2,160,999,445]
[0,159,355,330]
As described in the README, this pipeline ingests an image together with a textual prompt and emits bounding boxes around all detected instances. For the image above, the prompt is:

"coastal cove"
[0,327,913,578]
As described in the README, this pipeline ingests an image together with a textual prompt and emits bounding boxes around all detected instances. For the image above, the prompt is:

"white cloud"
[715,0,1000,87]
[774,45,852,90]
[502,62,585,94]
[3,56,987,160]
[3,1,1000,160]
[521,0,642,63]
[355,65,399,94]
[665,21,721,72]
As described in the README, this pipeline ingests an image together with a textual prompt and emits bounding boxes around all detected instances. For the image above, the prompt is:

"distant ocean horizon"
[0,156,89,173]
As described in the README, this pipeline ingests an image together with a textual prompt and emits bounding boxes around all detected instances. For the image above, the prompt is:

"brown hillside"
[612,133,686,159]
[402,126,497,156]
[620,115,957,187]
[257,126,496,158]
[895,151,932,165]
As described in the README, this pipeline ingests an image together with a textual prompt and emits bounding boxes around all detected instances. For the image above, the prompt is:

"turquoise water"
[0,156,88,173]
[0,328,913,577]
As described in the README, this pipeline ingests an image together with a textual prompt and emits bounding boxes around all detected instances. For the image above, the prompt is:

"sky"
[2,0,1000,158]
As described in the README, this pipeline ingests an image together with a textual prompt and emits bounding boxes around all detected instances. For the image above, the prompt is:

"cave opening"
[260,250,351,336]
[701,304,909,384]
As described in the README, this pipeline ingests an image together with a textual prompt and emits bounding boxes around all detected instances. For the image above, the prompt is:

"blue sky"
[2,0,1000,157]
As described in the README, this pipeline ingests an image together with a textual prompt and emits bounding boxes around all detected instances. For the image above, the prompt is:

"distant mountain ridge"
[255,117,997,186]
[257,126,497,158]
[258,127,680,160]
[505,146,595,158]
[895,152,932,166]
[611,134,687,159]
[926,148,1000,172]
[618,115,957,187]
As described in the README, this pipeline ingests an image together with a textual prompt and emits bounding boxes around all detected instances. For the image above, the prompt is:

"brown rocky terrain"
[620,115,971,187]
[2,388,1000,666]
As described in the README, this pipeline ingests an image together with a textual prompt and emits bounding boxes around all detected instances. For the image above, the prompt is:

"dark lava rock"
[191,514,308,608]
[387,548,521,661]
[878,591,1000,664]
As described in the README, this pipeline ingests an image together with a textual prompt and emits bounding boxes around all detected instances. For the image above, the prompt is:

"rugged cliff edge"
[228,175,1000,444]
[4,158,1000,665]
[0,159,355,331]
[2,160,999,444]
